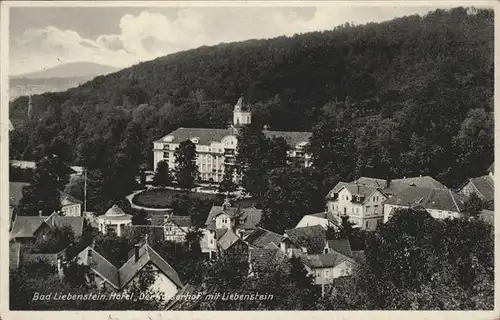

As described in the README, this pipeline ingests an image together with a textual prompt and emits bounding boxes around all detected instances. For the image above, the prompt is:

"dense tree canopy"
[8,8,493,191]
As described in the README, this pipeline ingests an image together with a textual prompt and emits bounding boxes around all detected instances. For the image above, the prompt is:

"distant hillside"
[9,7,494,188]
[9,75,96,101]
[11,62,119,79]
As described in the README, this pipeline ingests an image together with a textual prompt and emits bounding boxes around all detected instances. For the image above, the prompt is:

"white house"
[326,182,387,230]
[74,236,183,299]
[60,192,83,216]
[383,186,466,222]
[152,97,312,183]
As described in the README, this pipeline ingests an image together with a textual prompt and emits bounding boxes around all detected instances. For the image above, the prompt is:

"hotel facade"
[153,98,312,183]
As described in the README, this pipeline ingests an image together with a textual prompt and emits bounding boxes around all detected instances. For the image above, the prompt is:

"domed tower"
[232,97,251,128]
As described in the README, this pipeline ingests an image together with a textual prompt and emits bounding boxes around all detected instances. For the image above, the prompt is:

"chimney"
[134,244,140,262]
[144,234,149,245]
[39,210,43,217]
[88,247,93,259]
[386,178,391,188]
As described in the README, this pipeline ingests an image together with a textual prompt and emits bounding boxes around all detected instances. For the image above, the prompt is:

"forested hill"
[9,7,494,189]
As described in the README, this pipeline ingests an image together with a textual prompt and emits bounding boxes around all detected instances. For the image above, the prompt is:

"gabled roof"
[327,182,384,203]
[217,229,241,251]
[354,176,447,195]
[10,216,48,239]
[466,175,495,202]
[119,244,183,288]
[383,187,466,213]
[124,225,166,244]
[326,239,352,257]
[244,227,282,249]
[301,251,354,269]
[249,247,287,273]
[45,213,85,237]
[76,247,120,289]
[205,205,263,230]
[283,225,326,246]
[215,228,229,240]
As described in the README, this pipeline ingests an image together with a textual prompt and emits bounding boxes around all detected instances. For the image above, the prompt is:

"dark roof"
[9,182,29,207]
[488,163,494,174]
[283,225,326,246]
[155,127,311,148]
[119,244,183,288]
[10,216,47,239]
[383,187,466,212]
[166,215,192,229]
[480,210,494,225]
[468,175,495,202]
[76,247,120,289]
[327,240,352,257]
[45,213,85,237]
[354,176,447,195]
[205,205,263,230]
[249,248,287,273]
[301,251,353,269]
[244,227,282,249]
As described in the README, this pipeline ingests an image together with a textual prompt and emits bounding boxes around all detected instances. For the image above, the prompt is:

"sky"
[9,5,468,76]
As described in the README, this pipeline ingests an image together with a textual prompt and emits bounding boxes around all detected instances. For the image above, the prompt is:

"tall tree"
[174,140,199,190]
[152,160,172,187]
[18,154,71,216]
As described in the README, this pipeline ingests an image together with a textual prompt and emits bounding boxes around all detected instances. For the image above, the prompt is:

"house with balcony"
[383,186,466,222]
[202,198,263,258]
[164,215,192,242]
[152,97,312,183]
[325,182,387,231]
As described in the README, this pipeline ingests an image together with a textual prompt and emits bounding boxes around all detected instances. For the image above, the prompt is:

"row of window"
[315,268,351,278]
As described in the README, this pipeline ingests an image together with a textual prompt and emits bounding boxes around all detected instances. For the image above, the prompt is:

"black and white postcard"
[1,1,498,319]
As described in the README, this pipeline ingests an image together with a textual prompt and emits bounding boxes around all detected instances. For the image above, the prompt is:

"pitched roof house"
[74,237,183,299]
[325,182,387,230]
[459,174,494,203]
[10,212,85,242]
[248,246,288,275]
[244,227,282,249]
[280,225,326,257]
[353,176,447,196]
[383,187,466,222]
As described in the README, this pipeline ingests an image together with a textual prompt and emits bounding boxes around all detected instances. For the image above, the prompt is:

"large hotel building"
[153,98,312,183]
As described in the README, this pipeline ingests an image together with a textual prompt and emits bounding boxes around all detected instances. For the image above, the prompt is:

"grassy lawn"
[132,189,217,208]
